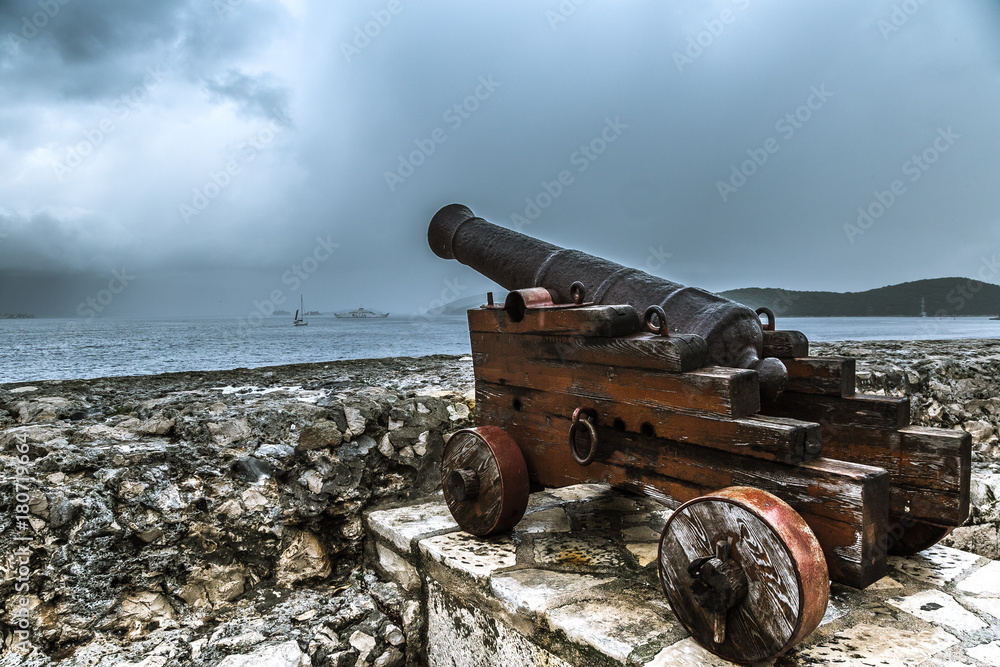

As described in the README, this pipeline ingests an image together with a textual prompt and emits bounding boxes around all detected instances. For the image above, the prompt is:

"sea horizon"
[1,315,997,385]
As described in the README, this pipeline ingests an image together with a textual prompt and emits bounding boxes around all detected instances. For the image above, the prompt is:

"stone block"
[957,560,1000,596]
[426,581,572,667]
[886,589,986,633]
[888,545,982,586]
[377,543,420,592]
[544,594,674,663]
[419,531,518,584]
[366,501,458,553]
[792,624,959,665]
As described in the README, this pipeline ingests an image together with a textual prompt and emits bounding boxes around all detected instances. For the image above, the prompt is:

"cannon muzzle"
[428,203,787,400]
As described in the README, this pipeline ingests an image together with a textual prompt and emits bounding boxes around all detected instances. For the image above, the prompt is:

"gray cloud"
[205,69,291,122]
[1,0,999,319]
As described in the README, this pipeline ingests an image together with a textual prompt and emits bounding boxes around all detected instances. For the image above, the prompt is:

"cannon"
[429,204,788,401]
[427,204,971,664]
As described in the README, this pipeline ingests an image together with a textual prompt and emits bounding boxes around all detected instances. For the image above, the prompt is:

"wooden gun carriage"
[427,204,971,665]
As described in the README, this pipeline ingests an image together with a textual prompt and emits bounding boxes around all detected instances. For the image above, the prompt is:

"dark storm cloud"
[1,0,290,100]
[1,0,999,318]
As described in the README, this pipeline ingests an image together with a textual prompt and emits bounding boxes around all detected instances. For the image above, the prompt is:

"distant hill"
[719,278,1000,317]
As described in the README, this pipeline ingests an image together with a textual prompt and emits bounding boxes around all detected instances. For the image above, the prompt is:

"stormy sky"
[1,0,999,318]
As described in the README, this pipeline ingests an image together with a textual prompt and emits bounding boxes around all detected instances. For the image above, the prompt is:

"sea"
[2,315,998,384]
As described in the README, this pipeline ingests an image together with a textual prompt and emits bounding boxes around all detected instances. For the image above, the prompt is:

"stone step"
[365,484,1000,666]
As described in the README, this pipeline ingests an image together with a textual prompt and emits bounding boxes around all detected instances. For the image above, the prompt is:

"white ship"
[334,306,389,319]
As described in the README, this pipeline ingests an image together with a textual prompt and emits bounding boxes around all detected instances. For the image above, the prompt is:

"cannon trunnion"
[427,206,971,664]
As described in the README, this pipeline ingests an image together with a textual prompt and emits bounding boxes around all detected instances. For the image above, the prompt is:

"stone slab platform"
[365,484,1000,666]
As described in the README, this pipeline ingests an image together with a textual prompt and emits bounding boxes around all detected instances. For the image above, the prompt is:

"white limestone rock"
[216,640,311,667]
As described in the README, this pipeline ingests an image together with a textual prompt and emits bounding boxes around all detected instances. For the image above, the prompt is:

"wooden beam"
[476,380,820,464]
[807,424,970,527]
[469,330,707,374]
[784,357,856,397]
[473,352,761,419]
[467,305,640,337]
[763,392,910,430]
[762,330,808,358]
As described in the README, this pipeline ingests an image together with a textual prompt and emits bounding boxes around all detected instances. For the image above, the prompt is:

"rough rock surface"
[0,356,473,666]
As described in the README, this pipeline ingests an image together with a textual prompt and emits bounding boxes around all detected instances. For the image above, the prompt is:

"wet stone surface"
[367,484,1000,667]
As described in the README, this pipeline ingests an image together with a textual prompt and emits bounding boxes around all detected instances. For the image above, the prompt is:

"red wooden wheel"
[441,426,529,536]
[658,486,829,665]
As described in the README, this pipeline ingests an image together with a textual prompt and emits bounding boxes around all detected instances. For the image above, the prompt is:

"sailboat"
[293,295,308,326]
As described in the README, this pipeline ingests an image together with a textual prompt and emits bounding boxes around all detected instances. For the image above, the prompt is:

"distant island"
[0,313,34,319]
[274,310,291,316]
[413,278,1000,319]
[720,278,1000,317]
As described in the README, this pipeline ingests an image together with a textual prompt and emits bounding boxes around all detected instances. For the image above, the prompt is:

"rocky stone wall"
[0,357,475,666]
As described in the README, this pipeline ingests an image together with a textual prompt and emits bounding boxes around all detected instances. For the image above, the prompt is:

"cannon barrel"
[428,203,787,399]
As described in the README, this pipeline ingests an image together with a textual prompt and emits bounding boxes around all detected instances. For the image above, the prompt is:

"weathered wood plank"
[469,330,708,374]
[812,424,971,526]
[473,352,761,418]
[478,394,889,588]
[784,357,856,397]
[762,330,809,358]
[476,380,820,464]
[467,305,640,337]
[762,392,910,430]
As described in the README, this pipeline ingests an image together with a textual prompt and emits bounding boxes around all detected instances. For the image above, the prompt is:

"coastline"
[0,342,997,665]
